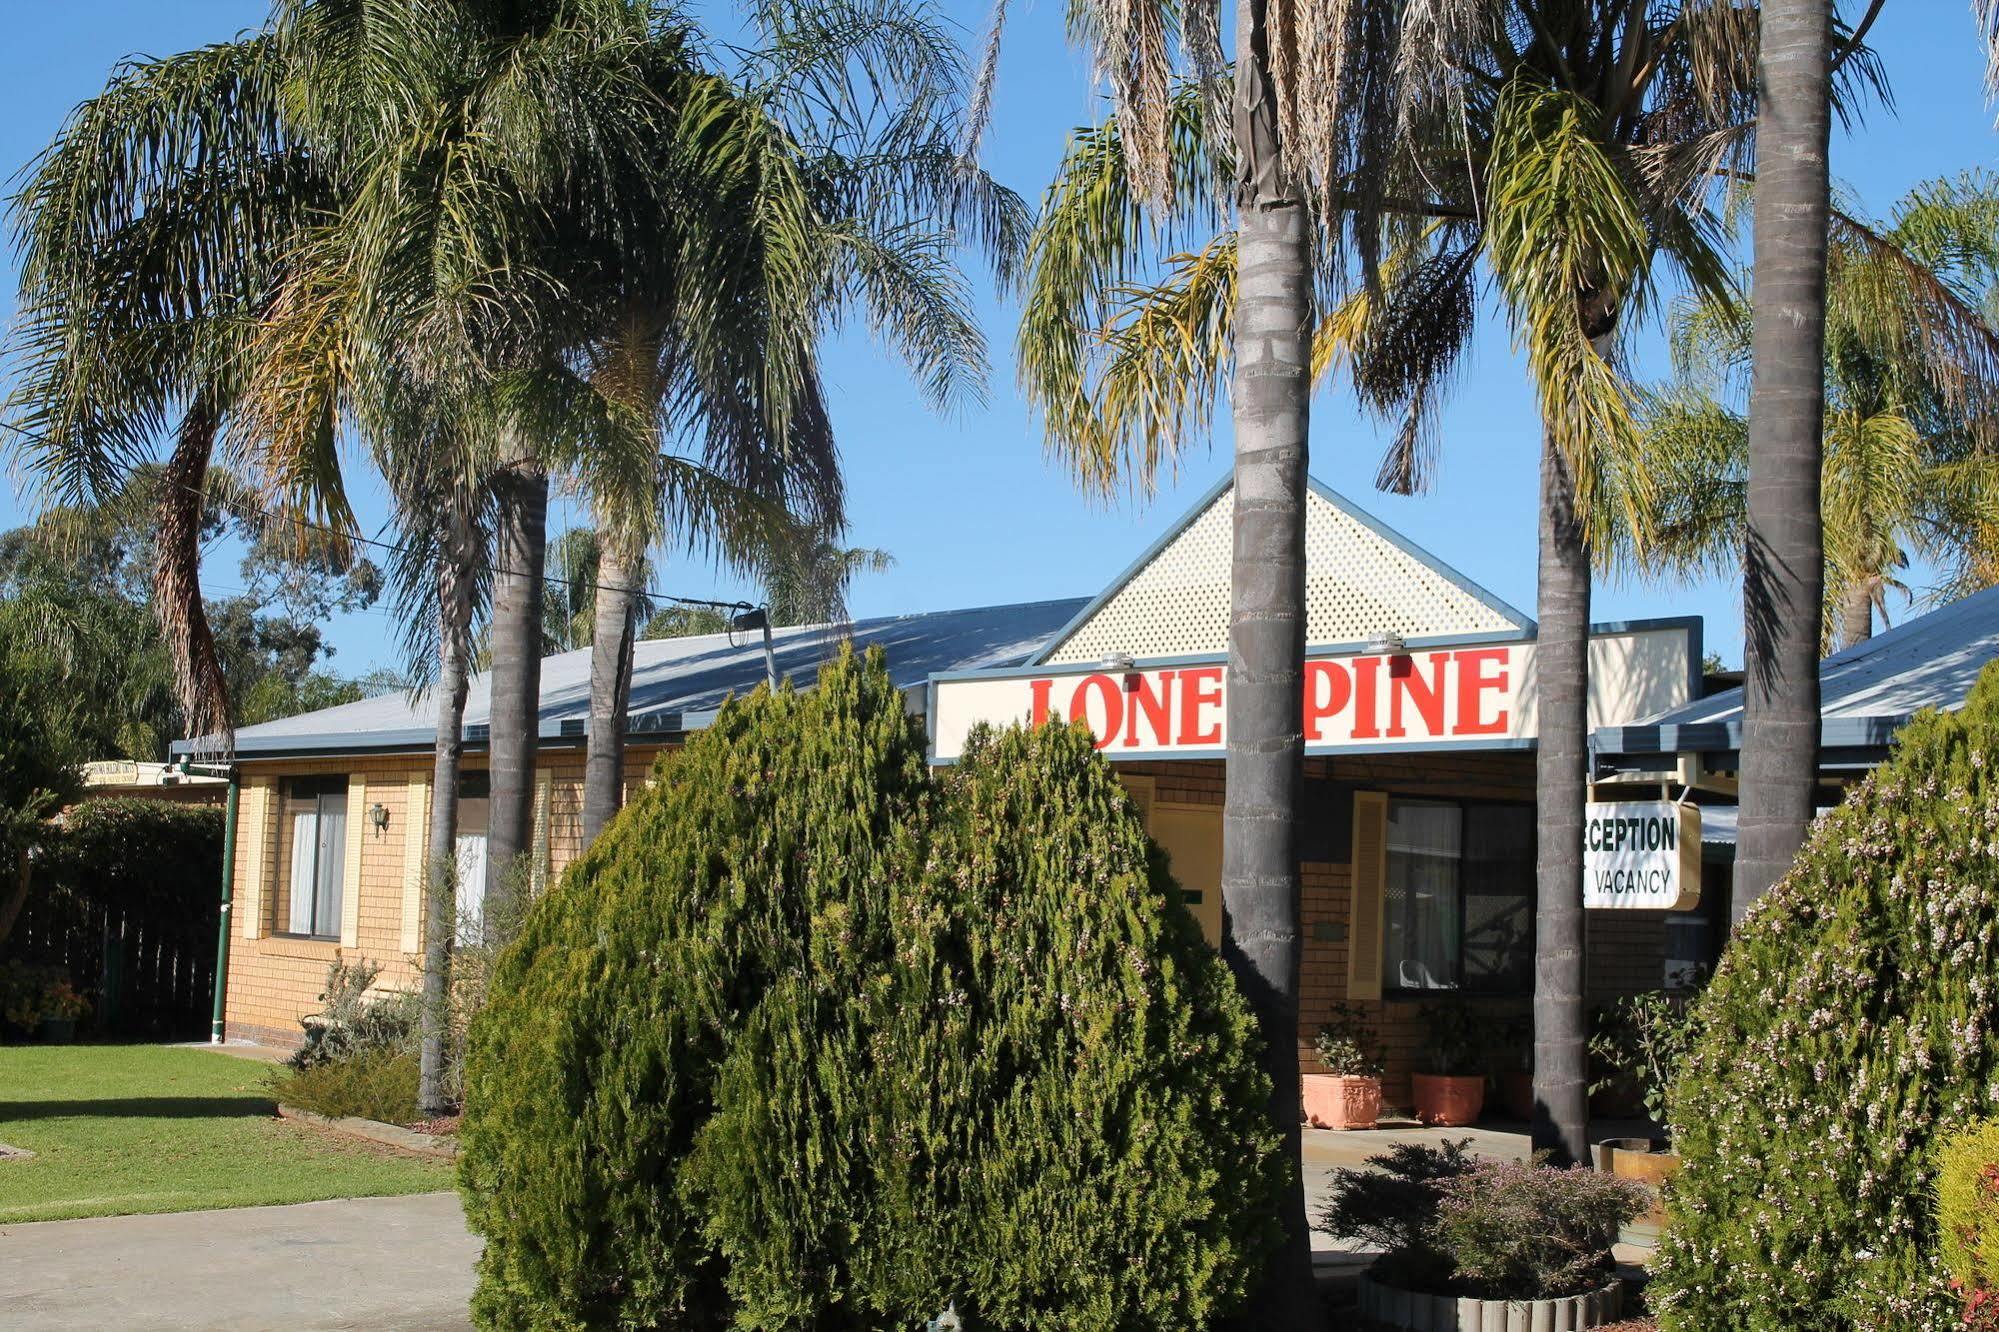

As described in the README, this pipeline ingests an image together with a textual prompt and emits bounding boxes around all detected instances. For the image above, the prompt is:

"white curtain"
[287,808,319,934]
[454,797,490,944]
[314,793,346,936]
[1384,800,1463,990]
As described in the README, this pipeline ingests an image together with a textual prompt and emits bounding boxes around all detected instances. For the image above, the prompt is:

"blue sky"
[4,2,1996,681]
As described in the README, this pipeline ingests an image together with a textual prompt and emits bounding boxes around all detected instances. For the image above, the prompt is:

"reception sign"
[928,623,1695,763]
[1583,801,1701,910]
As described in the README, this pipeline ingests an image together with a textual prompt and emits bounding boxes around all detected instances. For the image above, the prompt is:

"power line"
[0,417,761,614]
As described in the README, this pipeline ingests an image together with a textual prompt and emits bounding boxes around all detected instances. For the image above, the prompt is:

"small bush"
[1318,1139,1481,1290]
[1940,1119,1999,1313]
[1651,663,1999,1330]
[1587,989,1702,1125]
[291,958,418,1071]
[1315,1001,1385,1077]
[1432,1160,1645,1300]
[1319,1140,1640,1299]
[271,1046,421,1124]
[0,960,71,1033]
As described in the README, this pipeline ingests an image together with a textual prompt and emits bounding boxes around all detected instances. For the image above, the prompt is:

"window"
[455,772,490,943]
[283,777,348,938]
[1382,798,1532,993]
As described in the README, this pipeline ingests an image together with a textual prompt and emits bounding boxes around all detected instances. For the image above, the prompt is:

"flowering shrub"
[1318,1140,1642,1299]
[1315,1001,1385,1077]
[1434,1160,1645,1299]
[1939,1118,1999,1324]
[1651,663,1999,1330]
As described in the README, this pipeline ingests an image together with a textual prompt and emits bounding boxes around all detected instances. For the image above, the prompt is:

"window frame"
[277,775,349,941]
[1380,795,1535,998]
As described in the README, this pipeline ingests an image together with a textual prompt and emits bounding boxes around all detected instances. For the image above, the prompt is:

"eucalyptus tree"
[1022,4,1890,1169]
[1606,173,1999,650]
[6,36,340,748]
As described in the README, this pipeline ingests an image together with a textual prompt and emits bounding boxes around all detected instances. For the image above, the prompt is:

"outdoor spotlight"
[1365,632,1407,655]
[1101,652,1136,673]
[368,802,390,836]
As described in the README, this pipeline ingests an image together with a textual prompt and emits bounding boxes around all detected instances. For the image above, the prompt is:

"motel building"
[191,472,1727,1106]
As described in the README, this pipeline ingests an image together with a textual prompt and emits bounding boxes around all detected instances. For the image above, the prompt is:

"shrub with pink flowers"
[1319,1140,1644,1300]
[1651,663,1999,1330]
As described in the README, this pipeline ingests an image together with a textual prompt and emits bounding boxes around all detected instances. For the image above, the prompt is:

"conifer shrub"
[1651,664,1999,1330]
[1940,1117,1999,1322]
[457,649,1283,1330]
[702,720,1283,1330]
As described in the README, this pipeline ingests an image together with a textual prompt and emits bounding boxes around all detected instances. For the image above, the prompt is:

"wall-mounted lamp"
[1364,632,1406,655]
[368,803,391,836]
[1100,652,1136,673]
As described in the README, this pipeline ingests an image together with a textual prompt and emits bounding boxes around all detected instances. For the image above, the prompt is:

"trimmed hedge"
[1651,662,1999,1330]
[457,648,1282,1330]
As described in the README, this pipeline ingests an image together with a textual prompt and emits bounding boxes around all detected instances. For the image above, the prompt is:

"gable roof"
[178,597,1087,760]
[1595,584,1999,768]
[1033,473,1529,665]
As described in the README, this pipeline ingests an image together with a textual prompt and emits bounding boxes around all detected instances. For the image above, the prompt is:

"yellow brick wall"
[223,744,680,1047]
[223,742,1666,1066]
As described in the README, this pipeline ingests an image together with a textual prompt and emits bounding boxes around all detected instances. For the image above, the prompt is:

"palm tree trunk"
[1532,427,1591,1167]
[156,395,233,747]
[485,462,548,919]
[417,502,476,1117]
[1738,0,1832,920]
[581,539,638,844]
[1221,0,1317,1320]
[1838,580,1872,648]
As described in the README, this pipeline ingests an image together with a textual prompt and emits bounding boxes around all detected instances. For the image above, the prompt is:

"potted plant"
[1303,1002,1384,1130]
[37,978,89,1043]
[1412,1003,1487,1127]
[1586,987,1703,1246]
[1319,1139,1647,1331]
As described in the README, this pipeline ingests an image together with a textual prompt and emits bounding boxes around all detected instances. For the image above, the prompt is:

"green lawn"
[0,1043,452,1223]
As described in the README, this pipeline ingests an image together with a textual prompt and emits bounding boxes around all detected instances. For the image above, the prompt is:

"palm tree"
[6,37,345,748]
[1735,0,1836,919]
[1607,174,1999,651]
[1014,0,1322,1305]
[1023,6,1892,1169]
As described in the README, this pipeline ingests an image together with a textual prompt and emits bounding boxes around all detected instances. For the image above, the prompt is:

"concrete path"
[0,1192,480,1331]
[0,1123,1649,1328]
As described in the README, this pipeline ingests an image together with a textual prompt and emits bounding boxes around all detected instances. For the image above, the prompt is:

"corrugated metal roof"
[1596,585,1999,761]
[177,597,1088,758]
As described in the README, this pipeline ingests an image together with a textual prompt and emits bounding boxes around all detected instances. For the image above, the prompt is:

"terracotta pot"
[1501,1070,1534,1122]
[1357,1273,1624,1331]
[1596,1137,1679,1248]
[1411,1073,1485,1127]
[1302,1073,1381,1130]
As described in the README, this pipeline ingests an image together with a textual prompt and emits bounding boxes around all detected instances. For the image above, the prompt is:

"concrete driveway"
[0,1192,479,1331]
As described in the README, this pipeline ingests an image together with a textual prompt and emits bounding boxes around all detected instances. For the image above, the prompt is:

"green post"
[210,776,239,1043]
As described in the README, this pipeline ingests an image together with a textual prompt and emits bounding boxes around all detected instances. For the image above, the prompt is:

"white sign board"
[929,624,1695,763]
[1584,802,1701,911]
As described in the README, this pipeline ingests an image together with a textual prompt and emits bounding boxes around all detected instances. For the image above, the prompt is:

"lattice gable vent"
[1041,480,1525,665]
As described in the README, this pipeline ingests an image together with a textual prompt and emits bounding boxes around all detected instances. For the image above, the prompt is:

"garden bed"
[275,1103,458,1158]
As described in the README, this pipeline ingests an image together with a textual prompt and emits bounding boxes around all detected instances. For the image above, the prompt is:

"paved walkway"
[0,1192,480,1331]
